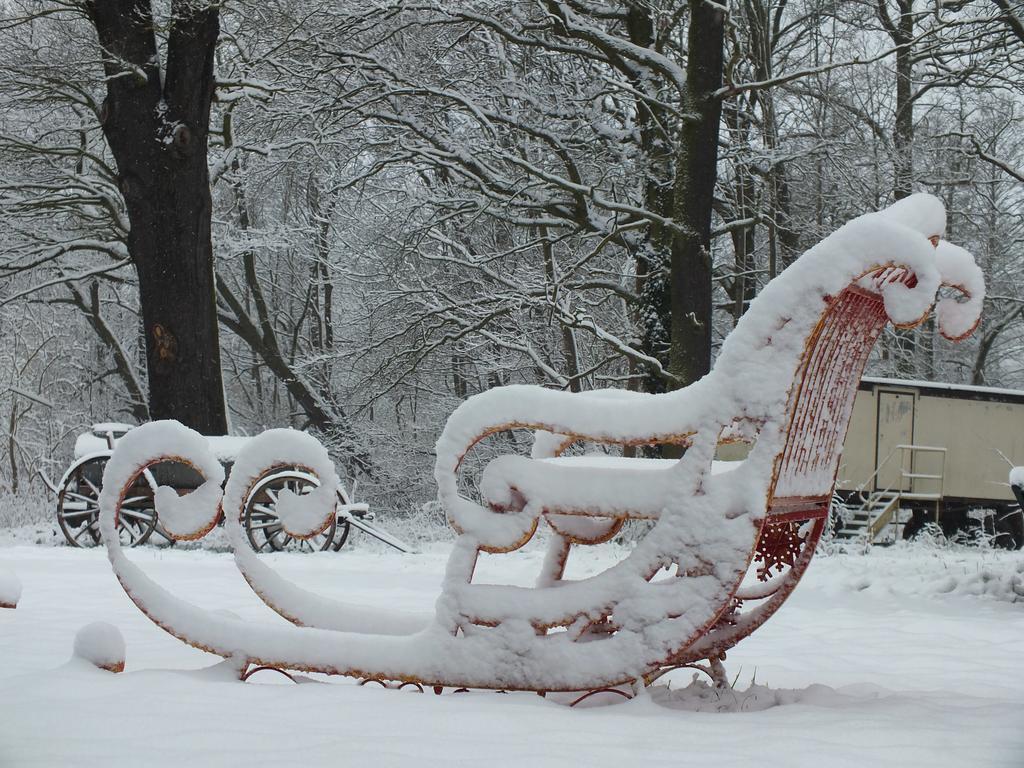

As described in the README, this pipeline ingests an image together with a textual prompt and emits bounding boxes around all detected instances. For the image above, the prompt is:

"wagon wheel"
[56,456,157,548]
[243,470,337,553]
[331,517,352,552]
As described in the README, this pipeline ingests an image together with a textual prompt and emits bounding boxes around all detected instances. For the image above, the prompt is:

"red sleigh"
[98,194,983,695]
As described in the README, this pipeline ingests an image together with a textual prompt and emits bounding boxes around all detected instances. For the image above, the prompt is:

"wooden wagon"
[43,423,409,553]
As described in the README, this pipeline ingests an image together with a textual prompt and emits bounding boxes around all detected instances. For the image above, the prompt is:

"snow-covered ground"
[0,535,1021,767]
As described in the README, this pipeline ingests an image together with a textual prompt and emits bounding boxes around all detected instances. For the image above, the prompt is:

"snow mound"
[0,566,22,608]
[935,561,1024,602]
[823,547,1024,603]
[73,622,125,673]
[649,679,864,713]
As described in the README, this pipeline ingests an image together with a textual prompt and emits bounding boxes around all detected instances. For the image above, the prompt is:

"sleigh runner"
[97,194,983,694]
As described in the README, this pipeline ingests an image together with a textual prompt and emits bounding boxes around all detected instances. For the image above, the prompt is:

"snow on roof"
[862,376,1024,400]
[90,423,134,435]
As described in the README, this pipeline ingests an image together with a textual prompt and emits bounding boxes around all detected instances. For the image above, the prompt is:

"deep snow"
[0,538,1021,767]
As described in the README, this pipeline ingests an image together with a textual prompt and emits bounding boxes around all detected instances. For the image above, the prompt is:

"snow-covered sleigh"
[45,424,407,553]
[98,195,983,695]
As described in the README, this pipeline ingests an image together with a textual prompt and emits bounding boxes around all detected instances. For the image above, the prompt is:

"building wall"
[835,384,1024,503]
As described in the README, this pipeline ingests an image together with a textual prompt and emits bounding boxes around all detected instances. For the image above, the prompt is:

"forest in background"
[0,0,1021,514]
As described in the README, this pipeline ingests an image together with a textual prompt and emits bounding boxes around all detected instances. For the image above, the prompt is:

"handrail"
[847,443,947,543]
[866,495,900,542]
[898,444,945,524]
[850,446,902,501]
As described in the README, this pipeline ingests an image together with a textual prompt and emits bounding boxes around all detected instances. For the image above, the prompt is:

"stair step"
[835,494,909,544]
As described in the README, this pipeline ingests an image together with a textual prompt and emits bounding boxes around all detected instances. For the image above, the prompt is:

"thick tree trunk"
[892,1,915,201]
[624,1,724,391]
[626,7,675,393]
[992,0,1024,44]
[670,0,726,387]
[879,0,915,201]
[86,0,227,434]
[893,2,917,377]
[877,0,917,376]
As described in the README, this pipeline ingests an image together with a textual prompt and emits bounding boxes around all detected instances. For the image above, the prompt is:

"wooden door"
[875,390,915,491]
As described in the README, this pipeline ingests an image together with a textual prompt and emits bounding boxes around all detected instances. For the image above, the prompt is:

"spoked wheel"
[243,470,337,553]
[56,456,158,548]
[331,517,352,552]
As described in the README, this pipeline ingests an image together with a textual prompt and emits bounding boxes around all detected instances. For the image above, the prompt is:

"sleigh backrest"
[768,279,895,504]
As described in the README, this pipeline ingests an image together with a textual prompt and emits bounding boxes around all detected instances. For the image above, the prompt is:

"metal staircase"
[836,444,946,544]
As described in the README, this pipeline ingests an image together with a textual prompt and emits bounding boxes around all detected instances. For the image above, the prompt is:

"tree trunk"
[8,403,19,494]
[86,0,227,434]
[743,0,799,273]
[670,0,726,386]
[892,1,916,377]
[879,0,915,200]
[722,102,757,323]
[626,7,675,393]
[877,0,916,376]
[992,0,1024,44]
[541,229,583,392]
